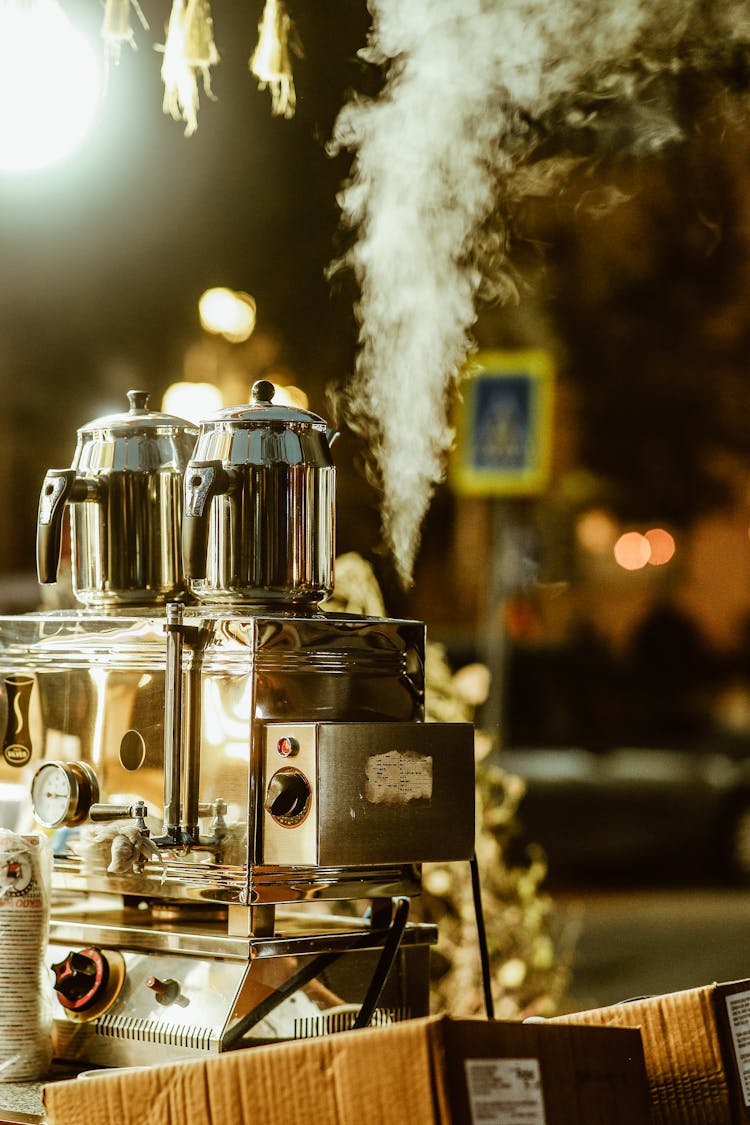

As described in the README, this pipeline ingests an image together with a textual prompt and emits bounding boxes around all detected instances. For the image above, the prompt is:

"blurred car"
[496,744,750,883]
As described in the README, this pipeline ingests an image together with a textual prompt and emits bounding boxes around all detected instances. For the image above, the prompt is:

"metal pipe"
[181,661,201,847]
[163,602,183,839]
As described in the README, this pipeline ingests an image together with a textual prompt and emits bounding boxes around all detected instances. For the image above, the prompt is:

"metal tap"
[89,800,150,834]
[196,798,228,852]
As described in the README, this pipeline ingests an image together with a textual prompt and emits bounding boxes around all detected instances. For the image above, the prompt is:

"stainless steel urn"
[183,380,337,606]
[37,391,198,606]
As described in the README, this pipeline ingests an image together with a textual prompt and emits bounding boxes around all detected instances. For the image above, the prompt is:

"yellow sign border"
[451,348,555,497]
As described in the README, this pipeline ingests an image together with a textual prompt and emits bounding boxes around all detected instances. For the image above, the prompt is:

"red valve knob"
[51,947,109,1012]
[145,976,180,1005]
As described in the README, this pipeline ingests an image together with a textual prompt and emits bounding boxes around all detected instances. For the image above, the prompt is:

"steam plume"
[332,0,750,586]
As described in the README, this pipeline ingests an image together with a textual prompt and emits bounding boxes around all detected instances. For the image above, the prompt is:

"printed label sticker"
[465,1057,546,1124]
[726,989,750,1107]
[364,750,432,805]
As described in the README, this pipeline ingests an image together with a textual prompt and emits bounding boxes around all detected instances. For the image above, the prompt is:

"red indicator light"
[277,736,299,758]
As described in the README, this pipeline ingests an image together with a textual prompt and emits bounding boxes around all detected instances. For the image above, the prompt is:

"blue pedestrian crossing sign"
[451,349,555,497]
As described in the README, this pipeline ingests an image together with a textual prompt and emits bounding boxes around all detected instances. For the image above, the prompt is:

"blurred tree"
[528,80,750,527]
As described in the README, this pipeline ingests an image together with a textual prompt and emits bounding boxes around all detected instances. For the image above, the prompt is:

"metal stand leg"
[470,854,495,1019]
[353,896,410,1029]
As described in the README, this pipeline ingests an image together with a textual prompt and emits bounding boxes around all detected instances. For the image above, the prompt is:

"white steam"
[332,0,750,586]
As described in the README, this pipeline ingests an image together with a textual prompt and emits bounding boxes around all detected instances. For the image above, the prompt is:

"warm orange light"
[613,531,651,570]
[162,381,222,423]
[270,383,309,410]
[198,288,257,343]
[645,528,675,566]
[576,509,618,555]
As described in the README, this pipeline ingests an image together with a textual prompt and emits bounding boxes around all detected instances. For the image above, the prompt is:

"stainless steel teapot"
[37,391,198,606]
[183,380,338,607]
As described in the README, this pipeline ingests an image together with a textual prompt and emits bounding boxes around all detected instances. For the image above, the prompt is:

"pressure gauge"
[30,761,100,828]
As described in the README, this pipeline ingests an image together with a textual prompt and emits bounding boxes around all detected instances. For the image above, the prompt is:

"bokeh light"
[162,381,222,424]
[576,508,619,555]
[269,383,309,410]
[198,288,257,343]
[645,527,675,566]
[613,531,651,570]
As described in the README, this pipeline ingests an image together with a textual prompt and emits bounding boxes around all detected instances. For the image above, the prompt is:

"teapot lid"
[80,390,198,435]
[201,380,328,428]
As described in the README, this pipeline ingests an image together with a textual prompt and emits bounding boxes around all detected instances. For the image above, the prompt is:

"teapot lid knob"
[127,390,150,414]
[251,380,275,406]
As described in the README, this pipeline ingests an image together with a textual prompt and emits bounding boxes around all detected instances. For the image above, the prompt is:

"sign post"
[451,350,555,740]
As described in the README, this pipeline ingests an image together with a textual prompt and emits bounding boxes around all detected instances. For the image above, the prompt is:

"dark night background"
[0,0,374,574]
[5,2,750,755]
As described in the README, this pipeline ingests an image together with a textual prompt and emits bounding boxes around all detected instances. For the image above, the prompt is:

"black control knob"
[265,767,312,827]
[51,947,109,1012]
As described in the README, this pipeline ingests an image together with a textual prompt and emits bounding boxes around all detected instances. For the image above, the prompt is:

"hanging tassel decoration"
[101,0,149,74]
[159,0,219,136]
[250,0,302,120]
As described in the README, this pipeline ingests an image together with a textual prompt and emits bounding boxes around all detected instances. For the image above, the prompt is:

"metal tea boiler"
[8,382,479,1072]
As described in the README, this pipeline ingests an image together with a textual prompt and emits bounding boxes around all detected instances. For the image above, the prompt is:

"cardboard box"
[43,1015,650,1125]
[552,979,750,1125]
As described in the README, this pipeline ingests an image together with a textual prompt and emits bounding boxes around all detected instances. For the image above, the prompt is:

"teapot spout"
[326,427,340,449]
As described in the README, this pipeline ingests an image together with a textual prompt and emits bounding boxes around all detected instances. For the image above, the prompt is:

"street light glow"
[0,0,100,173]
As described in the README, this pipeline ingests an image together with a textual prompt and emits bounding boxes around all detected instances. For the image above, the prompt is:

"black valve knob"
[265,767,312,827]
[51,946,109,1012]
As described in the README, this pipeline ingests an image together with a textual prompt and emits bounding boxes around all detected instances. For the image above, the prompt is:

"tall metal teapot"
[183,380,338,607]
[37,391,198,606]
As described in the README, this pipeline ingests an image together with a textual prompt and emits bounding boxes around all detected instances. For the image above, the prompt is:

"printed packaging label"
[726,988,750,1107]
[464,1057,546,1124]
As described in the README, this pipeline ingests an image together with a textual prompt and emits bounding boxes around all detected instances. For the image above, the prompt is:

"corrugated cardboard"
[552,979,750,1125]
[438,1018,650,1124]
[43,1015,650,1125]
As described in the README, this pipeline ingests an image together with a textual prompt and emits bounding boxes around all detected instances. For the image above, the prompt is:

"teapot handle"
[37,470,75,584]
[36,470,101,584]
[183,461,235,580]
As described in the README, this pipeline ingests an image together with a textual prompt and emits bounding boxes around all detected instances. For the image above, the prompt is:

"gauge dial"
[30,761,99,828]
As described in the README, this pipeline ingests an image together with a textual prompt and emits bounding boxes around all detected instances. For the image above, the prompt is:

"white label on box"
[726,989,750,1106]
[465,1058,546,1124]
